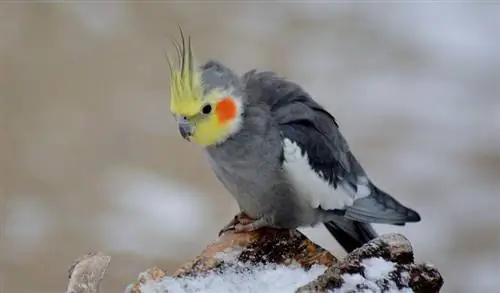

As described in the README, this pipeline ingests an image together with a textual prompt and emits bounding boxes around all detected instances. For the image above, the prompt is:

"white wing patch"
[282,138,355,211]
[355,176,371,198]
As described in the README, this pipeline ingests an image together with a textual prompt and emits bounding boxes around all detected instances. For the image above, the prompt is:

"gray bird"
[167,33,421,253]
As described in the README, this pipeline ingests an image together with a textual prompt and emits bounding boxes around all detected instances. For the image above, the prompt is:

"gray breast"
[203,104,321,227]
[205,137,279,217]
[205,138,318,229]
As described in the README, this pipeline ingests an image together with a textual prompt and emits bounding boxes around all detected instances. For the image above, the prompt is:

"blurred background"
[1,2,499,293]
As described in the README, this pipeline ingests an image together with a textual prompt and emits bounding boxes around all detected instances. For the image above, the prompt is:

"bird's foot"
[218,212,264,236]
[233,217,272,233]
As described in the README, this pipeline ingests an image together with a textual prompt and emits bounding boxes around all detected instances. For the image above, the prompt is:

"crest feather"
[166,27,203,115]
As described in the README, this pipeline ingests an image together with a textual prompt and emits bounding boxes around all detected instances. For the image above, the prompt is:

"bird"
[166,31,421,253]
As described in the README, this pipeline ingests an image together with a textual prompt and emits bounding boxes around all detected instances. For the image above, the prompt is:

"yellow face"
[172,89,242,146]
[167,32,242,146]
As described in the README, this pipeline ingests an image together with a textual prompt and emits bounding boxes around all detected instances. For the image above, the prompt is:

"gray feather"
[344,184,421,224]
[324,216,378,253]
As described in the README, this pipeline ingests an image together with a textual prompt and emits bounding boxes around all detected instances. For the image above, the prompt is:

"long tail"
[324,216,378,253]
[344,183,421,225]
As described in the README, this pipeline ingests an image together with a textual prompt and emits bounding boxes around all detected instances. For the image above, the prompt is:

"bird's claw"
[233,221,263,232]
[218,212,256,236]
[218,225,235,237]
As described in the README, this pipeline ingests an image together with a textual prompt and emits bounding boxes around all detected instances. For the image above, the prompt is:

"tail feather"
[324,217,378,253]
[344,184,421,225]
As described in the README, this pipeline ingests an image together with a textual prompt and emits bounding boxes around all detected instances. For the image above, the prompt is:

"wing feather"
[241,70,421,224]
[241,70,357,190]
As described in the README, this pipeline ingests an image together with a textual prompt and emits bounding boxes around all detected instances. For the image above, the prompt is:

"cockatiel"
[167,32,421,253]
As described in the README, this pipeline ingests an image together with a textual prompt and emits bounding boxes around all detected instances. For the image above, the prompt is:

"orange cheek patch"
[216,97,237,123]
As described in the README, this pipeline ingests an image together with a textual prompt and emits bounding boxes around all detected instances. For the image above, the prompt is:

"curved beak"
[178,119,193,140]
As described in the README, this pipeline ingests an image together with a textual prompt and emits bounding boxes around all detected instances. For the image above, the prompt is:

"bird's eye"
[201,104,212,115]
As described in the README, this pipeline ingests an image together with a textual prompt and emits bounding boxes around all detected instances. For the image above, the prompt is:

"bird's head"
[167,31,244,147]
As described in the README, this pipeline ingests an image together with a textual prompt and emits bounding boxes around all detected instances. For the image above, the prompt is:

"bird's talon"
[218,212,250,236]
[218,225,236,237]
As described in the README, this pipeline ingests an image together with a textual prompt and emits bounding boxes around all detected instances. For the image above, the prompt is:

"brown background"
[1,2,500,293]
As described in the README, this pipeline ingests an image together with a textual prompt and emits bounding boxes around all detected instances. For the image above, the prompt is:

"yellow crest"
[166,28,204,116]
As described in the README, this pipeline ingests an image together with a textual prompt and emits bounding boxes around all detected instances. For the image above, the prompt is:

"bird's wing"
[241,70,421,224]
[275,94,369,212]
[242,70,364,210]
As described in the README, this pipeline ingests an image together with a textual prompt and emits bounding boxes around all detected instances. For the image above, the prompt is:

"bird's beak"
[178,120,193,141]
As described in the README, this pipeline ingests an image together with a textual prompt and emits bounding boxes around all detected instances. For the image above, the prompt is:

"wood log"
[65,227,443,293]
[66,251,111,293]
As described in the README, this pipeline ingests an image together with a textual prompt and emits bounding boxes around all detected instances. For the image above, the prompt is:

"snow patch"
[130,257,415,293]
[214,248,245,263]
[134,264,327,293]
[336,274,380,293]
[362,257,396,281]
[333,257,413,293]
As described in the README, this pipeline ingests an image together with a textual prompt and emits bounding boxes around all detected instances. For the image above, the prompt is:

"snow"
[134,264,327,293]
[130,257,415,293]
[334,257,412,293]
[362,257,396,281]
[214,248,245,263]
